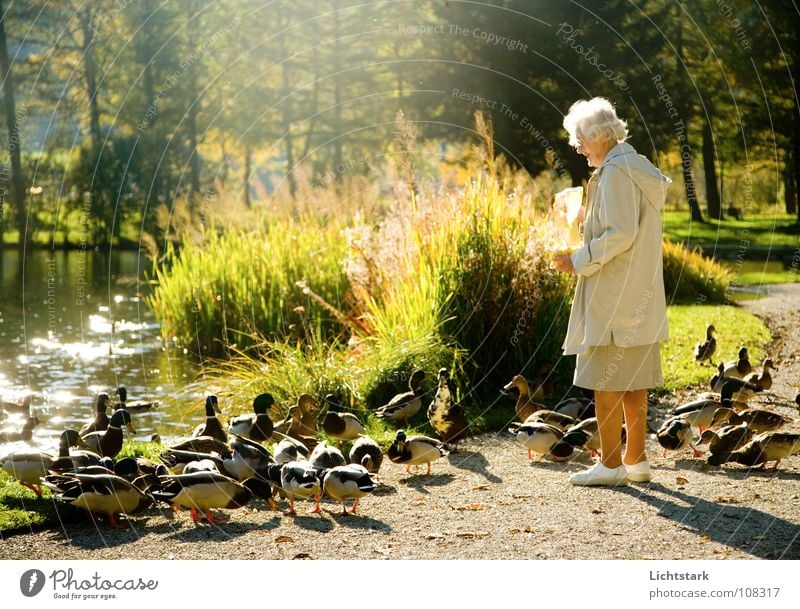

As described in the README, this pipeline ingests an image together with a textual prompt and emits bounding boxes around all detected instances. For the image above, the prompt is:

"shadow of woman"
[447,451,502,483]
[621,482,800,559]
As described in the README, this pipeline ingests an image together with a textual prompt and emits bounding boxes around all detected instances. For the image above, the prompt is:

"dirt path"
[1,286,799,560]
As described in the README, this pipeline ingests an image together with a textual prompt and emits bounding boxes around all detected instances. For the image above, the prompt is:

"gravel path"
[1,285,799,560]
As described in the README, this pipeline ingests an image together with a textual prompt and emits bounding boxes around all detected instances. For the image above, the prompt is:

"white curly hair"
[563,97,628,147]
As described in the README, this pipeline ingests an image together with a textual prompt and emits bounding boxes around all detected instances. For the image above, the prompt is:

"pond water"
[0,249,201,454]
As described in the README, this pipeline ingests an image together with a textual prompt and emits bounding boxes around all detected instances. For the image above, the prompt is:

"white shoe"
[569,462,628,486]
[625,460,652,483]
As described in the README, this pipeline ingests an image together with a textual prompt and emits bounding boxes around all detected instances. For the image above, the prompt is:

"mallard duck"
[160,448,228,475]
[720,378,762,406]
[671,398,722,433]
[743,358,777,391]
[427,368,468,452]
[79,393,111,436]
[387,429,445,475]
[50,430,101,473]
[694,324,717,365]
[321,464,375,515]
[309,440,346,470]
[274,436,310,464]
[167,436,232,459]
[191,395,226,443]
[554,396,595,420]
[275,394,318,439]
[152,472,273,523]
[113,456,168,480]
[529,362,555,401]
[710,362,728,393]
[348,436,383,474]
[115,386,159,411]
[710,406,789,433]
[80,409,135,458]
[698,423,755,456]
[656,415,702,458]
[1,431,88,496]
[707,432,800,470]
[561,417,601,457]
[322,394,365,444]
[525,409,577,431]
[0,394,33,414]
[0,415,39,443]
[277,460,322,515]
[42,471,153,528]
[502,375,547,421]
[375,370,426,426]
[228,393,275,442]
[722,347,752,379]
[508,421,566,461]
[222,434,275,480]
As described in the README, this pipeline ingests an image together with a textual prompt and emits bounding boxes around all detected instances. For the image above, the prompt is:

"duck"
[720,378,763,406]
[698,423,755,456]
[374,369,426,426]
[115,386,159,411]
[50,430,102,473]
[274,436,310,464]
[710,407,789,433]
[722,347,752,379]
[274,394,318,439]
[308,440,346,470]
[525,409,577,431]
[508,421,568,461]
[167,436,232,459]
[553,396,596,420]
[530,362,555,401]
[502,375,547,421]
[0,415,39,443]
[387,429,446,475]
[743,358,778,391]
[710,362,728,393]
[276,460,323,515]
[159,448,228,475]
[694,324,717,365]
[0,394,33,414]
[222,434,275,480]
[152,471,273,523]
[42,471,154,528]
[321,464,375,515]
[707,432,800,470]
[671,398,722,433]
[0,430,91,496]
[321,394,365,444]
[80,409,136,458]
[427,368,468,452]
[228,393,275,442]
[656,415,702,458]
[561,417,601,457]
[191,395,227,443]
[348,436,383,474]
[79,393,112,436]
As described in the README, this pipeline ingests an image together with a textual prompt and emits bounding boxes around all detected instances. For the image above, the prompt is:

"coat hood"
[597,142,671,211]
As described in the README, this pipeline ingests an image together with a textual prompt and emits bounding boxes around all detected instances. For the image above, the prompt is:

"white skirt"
[574,340,663,392]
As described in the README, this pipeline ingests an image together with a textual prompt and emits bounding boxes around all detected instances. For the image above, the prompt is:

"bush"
[662,240,731,304]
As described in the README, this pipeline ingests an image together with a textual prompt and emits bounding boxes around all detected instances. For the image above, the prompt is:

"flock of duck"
[1,327,800,529]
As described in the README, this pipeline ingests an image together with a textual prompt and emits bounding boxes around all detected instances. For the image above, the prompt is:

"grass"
[663,210,800,249]
[661,304,771,393]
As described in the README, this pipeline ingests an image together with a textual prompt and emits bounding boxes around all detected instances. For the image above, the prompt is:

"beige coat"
[563,142,670,355]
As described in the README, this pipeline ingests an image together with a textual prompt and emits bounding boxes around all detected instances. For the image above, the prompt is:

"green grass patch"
[661,304,771,392]
[663,210,799,248]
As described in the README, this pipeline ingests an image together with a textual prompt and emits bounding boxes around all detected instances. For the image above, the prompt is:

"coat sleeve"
[571,165,640,277]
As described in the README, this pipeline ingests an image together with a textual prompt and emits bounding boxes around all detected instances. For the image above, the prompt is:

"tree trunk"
[784,149,797,215]
[675,24,704,223]
[186,54,201,206]
[278,28,297,199]
[79,7,102,154]
[0,0,27,249]
[332,1,343,181]
[701,111,722,220]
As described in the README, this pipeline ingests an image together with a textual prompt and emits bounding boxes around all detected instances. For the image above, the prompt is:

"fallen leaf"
[451,503,491,511]
[591,509,604,514]
[675,476,689,485]
[292,553,312,560]
[472,484,490,491]
[425,533,445,540]
[275,535,294,543]
[700,535,710,542]
[715,496,740,504]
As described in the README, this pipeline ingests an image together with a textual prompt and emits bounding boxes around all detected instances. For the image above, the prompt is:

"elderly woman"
[554,97,670,486]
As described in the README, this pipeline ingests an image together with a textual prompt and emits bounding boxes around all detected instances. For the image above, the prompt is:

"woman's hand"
[553,254,576,274]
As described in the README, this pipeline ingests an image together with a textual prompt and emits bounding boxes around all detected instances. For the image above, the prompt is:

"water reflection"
[0,249,200,453]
